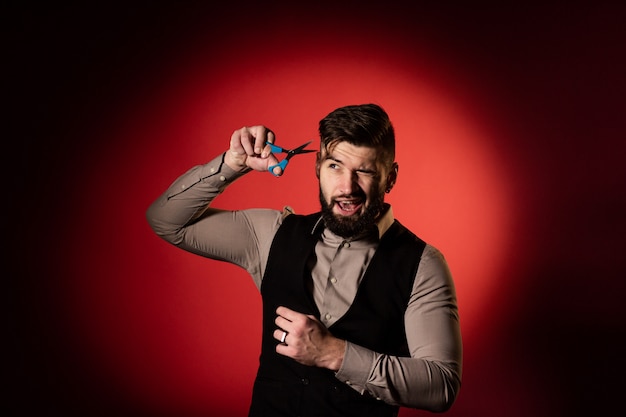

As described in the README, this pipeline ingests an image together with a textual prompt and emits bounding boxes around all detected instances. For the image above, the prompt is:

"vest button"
[301,378,309,385]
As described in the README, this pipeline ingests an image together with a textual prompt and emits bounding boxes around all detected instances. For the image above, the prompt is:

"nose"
[338,170,359,195]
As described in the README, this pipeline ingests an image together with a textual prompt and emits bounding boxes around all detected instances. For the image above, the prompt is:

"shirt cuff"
[334,342,376,394]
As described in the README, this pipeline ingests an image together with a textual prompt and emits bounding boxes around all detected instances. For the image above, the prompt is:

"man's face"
[316,141,396,238]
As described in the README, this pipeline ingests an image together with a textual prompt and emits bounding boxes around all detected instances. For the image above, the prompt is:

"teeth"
[338,201,359,211]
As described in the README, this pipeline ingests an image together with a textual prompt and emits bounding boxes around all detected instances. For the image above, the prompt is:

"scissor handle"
[266,141,286,177]
[268,159,288,177]
[266,142,283,153]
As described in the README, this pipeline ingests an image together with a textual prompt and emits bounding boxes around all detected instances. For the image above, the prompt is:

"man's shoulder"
[279,209,323,234]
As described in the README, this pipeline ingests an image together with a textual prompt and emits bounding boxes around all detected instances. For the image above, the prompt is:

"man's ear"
[315,151,321,178]
[385,162,399,193]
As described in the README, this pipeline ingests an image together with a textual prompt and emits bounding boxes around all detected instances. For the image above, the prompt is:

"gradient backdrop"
[6,2,625,417]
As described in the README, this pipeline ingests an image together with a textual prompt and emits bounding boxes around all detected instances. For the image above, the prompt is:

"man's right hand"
[225,125,282,175]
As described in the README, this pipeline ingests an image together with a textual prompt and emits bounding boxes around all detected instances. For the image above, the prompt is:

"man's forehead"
[322,141,378,159]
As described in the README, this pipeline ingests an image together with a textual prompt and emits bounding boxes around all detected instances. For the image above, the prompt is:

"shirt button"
[345,380,351,385]
[210,167,216,173]
[301,378,309,385]
[325,313,332,320]
[181,184,186,189]
[219,175,226,181]
[330,277,337,284]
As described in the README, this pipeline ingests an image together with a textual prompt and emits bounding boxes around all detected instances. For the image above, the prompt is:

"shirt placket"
[320,240,352,327]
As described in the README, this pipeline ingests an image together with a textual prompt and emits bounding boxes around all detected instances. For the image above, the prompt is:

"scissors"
[266,141,316,176]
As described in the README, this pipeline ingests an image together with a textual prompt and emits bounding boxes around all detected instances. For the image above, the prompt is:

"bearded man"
[146,103,462,417]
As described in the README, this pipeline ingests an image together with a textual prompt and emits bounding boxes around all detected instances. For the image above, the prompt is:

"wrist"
[224,149,249,172]
[324,338,346,371]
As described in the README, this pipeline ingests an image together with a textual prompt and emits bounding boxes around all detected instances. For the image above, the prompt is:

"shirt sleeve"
[145,153,286,289]
[334,244,462,412]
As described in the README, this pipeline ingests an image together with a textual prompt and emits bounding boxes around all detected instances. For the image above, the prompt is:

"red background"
[6,3,625,417]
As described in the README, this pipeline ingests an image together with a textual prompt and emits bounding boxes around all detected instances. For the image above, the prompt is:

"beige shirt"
[146,153,462,411]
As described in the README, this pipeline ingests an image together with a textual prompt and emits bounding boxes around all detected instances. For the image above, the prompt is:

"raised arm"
[145,126,285,286]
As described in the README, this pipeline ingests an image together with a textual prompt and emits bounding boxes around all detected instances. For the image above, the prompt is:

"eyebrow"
[324,155,342,164]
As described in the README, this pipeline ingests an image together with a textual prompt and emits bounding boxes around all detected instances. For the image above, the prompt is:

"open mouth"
[335,199,363,216]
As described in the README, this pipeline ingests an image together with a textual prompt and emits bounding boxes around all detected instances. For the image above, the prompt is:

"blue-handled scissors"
[266,141,316,176]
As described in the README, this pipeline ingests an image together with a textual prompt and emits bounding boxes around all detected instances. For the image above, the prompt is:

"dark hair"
[318,103,395,167]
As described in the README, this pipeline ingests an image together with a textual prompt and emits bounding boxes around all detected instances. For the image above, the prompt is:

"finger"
[275,315,293,333]
[261,130,275,158]
[267,153,280,167]
[267,130,275,144]
[273,329,288,344]
[230,129,246,156]
[243,125,269,155]
[270,165,283,177]
[276,306,303,322]
[239,127,256,156]
[275,342,293,358]
[252,126,270,155]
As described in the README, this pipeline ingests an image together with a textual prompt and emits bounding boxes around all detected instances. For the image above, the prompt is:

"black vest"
[249,213,426,417]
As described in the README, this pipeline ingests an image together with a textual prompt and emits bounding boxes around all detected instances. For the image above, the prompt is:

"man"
[146,103,462,416]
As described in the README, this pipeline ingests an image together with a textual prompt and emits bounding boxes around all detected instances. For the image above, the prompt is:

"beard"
[319,187,385,239]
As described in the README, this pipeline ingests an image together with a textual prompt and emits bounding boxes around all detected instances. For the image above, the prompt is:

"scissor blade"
[291,141,315,154]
